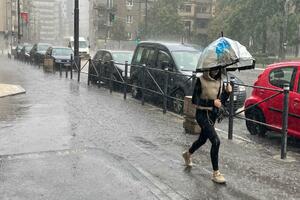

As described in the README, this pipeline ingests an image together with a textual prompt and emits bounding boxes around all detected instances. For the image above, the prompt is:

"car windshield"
[112,52,133,64]
[25,46,33,52]
[171,51,201,71]
[52,48,73,56]
[38,45,50,51]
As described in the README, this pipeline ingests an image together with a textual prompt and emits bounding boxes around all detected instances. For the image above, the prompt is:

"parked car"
[65,36,90,59]
[44,46,73,69]
[20,44,33,63]
[30,43,51,65]
[130,41,247,114]
[89,50,133,85]
[245,61,300,139]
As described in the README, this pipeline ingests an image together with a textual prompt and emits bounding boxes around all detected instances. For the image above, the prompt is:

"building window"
[185,5,192,13]
[180,4,192,13]
[126,0,133,6]
[196,3,211,13]
[196,19,208,28]
[127,32,132,40]
[126,15,133,24]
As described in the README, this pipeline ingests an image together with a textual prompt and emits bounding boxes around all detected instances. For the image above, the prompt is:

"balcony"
[196,13,212,19]
[196,27,208,34]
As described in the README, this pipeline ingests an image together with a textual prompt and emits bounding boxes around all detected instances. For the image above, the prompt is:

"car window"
[140,48,156,66]
[93,51,103,60]
[133,47,144,64]
[171,51,201,71]
[269,67,296,90]
[103,52,112,63]
[157,50,171,70]
[112,52,133,64]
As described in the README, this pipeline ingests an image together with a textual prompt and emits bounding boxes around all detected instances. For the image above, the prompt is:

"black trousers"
[189,109,220,171]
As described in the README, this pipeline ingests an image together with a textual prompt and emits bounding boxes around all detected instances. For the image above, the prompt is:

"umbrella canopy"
[196,37,255,72]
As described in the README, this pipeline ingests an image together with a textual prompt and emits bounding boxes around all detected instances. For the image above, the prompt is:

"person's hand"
[214,99,222,108]
[226,84,232,93]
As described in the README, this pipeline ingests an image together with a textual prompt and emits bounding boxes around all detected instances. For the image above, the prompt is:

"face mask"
[209,70,219,78]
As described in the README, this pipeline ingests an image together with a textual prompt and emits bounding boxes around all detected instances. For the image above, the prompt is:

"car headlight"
[239,86,246,92]
[56,59,62,62]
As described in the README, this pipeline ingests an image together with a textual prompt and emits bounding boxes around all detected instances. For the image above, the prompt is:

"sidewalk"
[0,55,299,200]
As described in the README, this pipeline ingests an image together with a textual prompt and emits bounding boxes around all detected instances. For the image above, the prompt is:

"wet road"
[0,56,299,200]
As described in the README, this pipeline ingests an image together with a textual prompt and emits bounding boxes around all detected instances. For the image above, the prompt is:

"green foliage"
[208,0,300,57]
[139,0,184,40]
[110,19,127,41]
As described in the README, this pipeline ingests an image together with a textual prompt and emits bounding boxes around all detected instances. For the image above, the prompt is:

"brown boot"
[212,170,226,184]
[182,151,193,167]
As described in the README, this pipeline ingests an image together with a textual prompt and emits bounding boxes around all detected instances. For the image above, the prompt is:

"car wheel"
[245,107,267,136]
[173,90,185,114]
[131,79,141,99]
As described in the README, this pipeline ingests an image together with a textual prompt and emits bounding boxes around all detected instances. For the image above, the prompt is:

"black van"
[130,41,246,114]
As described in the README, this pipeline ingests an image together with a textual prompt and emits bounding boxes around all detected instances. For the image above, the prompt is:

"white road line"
[215,128,253,143]
[254,68,265,71]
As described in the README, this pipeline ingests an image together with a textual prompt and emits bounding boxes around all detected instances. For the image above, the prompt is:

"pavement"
[0,84,25,98]
[0,56,299,200]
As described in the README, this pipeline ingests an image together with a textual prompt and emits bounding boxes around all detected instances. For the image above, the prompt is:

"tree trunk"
[279,25,284,59]
[262,20,267,54]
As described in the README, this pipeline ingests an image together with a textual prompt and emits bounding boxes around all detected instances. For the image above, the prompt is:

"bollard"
[59,63,62,76]
[123,61,128,100]
[98,60,102,88]
[65,63,68,78]
[70,63,72,79]
[228,76,235,140]
[281,84,290,159]
[141,64,146,106]
[77,57,81,82]
[163,67,169,114]
[109,60,113,94]
[70,54,73,79]
[87,59,91,86]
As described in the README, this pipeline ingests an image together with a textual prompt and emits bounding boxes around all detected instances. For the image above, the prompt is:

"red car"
[245,61,300,138]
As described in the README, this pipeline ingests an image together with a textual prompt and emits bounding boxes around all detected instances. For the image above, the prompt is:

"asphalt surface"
[0,56,299,200]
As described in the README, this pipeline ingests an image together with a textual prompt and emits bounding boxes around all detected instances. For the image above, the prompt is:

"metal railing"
[86,58,195,114]
[228,77,290,159]
[19,55,292,160]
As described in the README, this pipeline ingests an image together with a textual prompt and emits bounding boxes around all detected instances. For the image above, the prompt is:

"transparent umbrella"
[196,37,255,73]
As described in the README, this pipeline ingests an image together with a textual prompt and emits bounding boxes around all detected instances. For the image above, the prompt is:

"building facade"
[178,0,216,41]
[31,0,61,44]
[0,0,18,50]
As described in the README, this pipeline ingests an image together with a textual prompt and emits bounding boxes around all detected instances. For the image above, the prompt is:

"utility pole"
[74,0,79,68]
[17,0,21,44]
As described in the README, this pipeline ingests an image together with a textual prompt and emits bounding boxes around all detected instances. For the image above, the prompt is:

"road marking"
[215,128,253,144]
[254,68,265,71]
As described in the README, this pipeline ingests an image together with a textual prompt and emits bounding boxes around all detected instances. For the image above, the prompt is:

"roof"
[51,46,72,49]
[138,41,202,52]
[37,43,51,46]
[267,61,300,69]
[96,49,133,54]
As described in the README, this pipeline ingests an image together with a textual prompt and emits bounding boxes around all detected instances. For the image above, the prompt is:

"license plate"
[64,63,71,66]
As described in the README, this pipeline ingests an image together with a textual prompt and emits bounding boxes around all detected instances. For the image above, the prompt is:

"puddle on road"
[0,96,30,122]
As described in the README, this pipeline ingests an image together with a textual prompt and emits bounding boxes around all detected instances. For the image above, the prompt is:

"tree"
[208,0,300,58]
[110,19,127,42]
[139,0,184,40]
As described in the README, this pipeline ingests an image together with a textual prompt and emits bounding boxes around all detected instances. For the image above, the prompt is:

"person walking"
[182,69,232,184]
